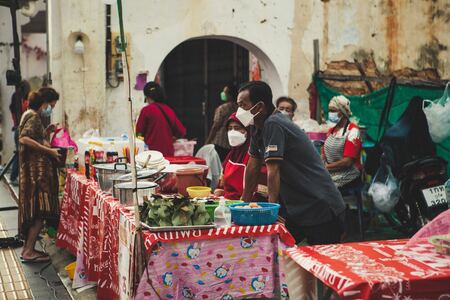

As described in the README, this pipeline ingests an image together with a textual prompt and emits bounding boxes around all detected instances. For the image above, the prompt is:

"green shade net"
[315,78,450,175]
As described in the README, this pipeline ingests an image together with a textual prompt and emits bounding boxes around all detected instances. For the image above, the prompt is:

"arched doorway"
[160,38,249,146]
[158,36,282,146]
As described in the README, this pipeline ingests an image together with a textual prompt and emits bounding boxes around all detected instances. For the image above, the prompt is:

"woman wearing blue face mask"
[323,95,362,190]
[38,87,60,138]
[18,91,61,263]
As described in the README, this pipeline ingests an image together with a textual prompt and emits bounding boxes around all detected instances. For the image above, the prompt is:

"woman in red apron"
[214,113,267,200]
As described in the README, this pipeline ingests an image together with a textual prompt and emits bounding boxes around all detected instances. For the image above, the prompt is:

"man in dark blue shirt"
[237,81,346,245]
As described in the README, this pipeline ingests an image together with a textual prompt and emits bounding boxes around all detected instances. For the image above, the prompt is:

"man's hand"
[214,189,224,197]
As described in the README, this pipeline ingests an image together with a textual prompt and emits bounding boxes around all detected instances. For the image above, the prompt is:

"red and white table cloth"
[285,239,450,299]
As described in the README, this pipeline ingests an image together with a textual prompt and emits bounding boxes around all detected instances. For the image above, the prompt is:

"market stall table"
[57,170,296,300]
[284,239,450,299]
[120,208,295,300]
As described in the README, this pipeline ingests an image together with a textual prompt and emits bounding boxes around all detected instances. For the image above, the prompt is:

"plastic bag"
[368,165,400,213]
[51,128,78,153]
[173,139,197,156]
[423,82,450,143]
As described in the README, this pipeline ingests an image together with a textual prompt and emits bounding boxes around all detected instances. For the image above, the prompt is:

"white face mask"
[236,103,260,127]
[279,110,289,116]
[227,130,247,147]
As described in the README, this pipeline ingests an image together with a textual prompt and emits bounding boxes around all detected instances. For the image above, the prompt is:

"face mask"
[328,112,340,123]
[279,110,290,116]
[227,130,247,147]
[220,91,227,102]
[236,103,260,127]
[41,106,52,117]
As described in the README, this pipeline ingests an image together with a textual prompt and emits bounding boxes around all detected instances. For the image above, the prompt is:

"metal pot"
[114,181,158,206]
[112,169,160,198]
[93,162,129,193]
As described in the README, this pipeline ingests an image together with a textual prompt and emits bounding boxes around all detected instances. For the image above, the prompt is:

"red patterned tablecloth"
[56,172,91,255]
[57,171,121,300]
[285,239,450,299]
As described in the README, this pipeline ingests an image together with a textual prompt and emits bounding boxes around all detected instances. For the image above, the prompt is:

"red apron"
[223,160,246,200]
[223,155,268,200]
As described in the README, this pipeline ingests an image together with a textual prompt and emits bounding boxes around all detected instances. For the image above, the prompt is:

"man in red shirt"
[136,82,186,156]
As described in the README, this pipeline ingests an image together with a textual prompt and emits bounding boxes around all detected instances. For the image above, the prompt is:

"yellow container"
[65,262,76,280]
[186,186,211,198]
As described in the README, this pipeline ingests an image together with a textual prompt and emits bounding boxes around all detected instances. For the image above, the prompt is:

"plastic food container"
[175,167,208,196]
[186,186,212,198]
[65,262,76,280]
[229,202,280,225]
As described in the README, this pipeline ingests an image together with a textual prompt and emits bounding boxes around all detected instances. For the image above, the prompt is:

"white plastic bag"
[423,82,450,143]
[368,165,400,213]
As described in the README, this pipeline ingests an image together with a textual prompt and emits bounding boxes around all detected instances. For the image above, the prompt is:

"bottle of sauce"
[84,150,90,179]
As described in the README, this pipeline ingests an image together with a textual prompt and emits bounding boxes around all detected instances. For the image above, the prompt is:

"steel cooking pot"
[114,181,158,206]
[112,169,160,198]
[93,162,129,193]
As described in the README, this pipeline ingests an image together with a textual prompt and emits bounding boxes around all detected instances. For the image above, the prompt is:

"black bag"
[364,77,396,176]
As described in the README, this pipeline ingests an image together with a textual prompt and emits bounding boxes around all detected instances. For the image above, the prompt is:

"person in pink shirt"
[136,82,186,156]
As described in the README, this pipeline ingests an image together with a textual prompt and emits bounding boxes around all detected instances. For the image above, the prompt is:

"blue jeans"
[10,128,19,181]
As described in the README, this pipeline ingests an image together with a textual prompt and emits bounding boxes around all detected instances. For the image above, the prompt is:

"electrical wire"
[34,240,61,300]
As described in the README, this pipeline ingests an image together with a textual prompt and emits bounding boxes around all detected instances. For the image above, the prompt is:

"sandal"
[20,254,51,264]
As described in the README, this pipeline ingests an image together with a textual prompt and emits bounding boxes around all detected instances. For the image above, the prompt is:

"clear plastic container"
[214,199,231,227]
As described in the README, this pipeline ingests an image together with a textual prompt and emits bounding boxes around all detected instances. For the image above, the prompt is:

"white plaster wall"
[48,0,106,139]
[47,0,449,139]
[21,33,47,79]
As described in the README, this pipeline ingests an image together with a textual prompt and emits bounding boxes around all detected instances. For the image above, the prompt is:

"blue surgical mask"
[328,112,340,123]
[41,106,52,117]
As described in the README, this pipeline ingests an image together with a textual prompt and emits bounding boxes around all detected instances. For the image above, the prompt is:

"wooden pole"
[313,39,322,123]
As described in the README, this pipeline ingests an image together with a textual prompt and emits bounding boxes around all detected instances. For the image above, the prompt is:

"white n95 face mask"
[227,130,247,147]
[236,104,260,127]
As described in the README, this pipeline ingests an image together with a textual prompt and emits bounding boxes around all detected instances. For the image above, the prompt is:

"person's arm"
[205,107,222,144]
[19,136,60,159]
[172,113,186,138]
[266,160,281,203]
[242,155,263,202]
[262,121,286,201]
[326,157,355,170]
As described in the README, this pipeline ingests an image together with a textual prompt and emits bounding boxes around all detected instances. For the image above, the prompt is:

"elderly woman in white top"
[322,96,363,190]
